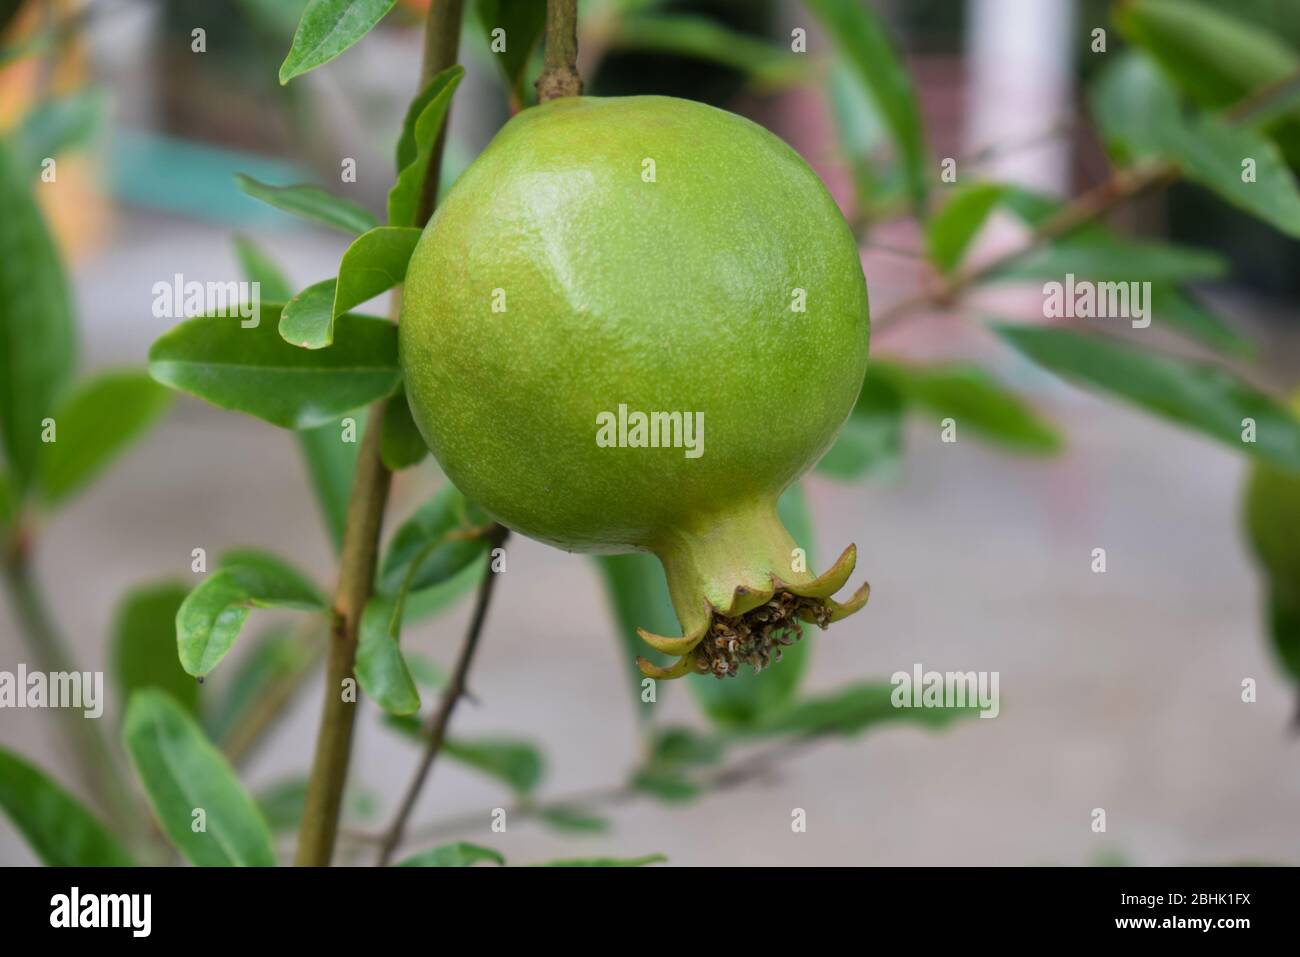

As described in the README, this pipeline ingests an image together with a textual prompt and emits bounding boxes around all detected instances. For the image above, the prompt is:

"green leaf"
[629,726,727,804]
[443,737,544,795]
[13,90,106,171]
[279,0,399,84]
[989,232,1228,284]
[1149,285,1253,357]
[204,628,314,743]
[1267,598,1300,686]
[593,550,678,711]
[473,0,547,102]
[805,0,928,214]
[148,308,401,430]
[233,234,295,302]
[687,483,816,728]
[398,842,504,867]
[296,417,360,552]
[537,805,610,834]
[380,387,428,470]
[539,853,666,867]
[1089,53,1185,165]
[0,140,76,489]
[873,359,1063,455]
[925,183,1006,273]
[111,581,198,715]
[234,173,377,235]
[177,552,325,677]
[0,470,15,530]
[36,370,172,504]
[278,278,338,350]
[816,365,906,479]
[608,14,805,88]
[336,226,421,314]
[378,484,490,594]
[123,690,276,866]
[630,767,699,803]
[388,66,464,227]
[743,680,981,738]
[254,777,376,833]
[355,596,421,715]
[995,324,1300,470]
[0,747,134,866]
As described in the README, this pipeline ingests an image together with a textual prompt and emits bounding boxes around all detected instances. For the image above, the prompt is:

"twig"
[536,0,582,102]
[376,526,510,865]
[294,0,466,867]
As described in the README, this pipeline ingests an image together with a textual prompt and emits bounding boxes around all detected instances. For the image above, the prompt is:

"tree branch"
[376,525,509,865]
[536,0,582,102]
[294,0,467,867]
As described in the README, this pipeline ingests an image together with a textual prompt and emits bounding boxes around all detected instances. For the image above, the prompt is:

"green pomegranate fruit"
[400,95,870,680]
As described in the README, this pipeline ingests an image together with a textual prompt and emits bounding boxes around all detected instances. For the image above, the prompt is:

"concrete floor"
[2,215,1298,866]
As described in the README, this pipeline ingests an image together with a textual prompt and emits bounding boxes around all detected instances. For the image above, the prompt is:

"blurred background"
[1,0,1298,866]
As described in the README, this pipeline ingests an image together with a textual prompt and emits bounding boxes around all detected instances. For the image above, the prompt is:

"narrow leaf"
[355,596,422,715]
[925,183,1006,273]
[443,737,544,795]
[539,853,666,867]
[996,323,1300,470]
[388,66,465,228]
[111,581,198,715]
[148,308,401,430]
[743,680,981,738]
[398,842,504,867]
[0,747,133,866]
[36,370,172,504]
[537,805,610,834]
[0,140,76,489]
[279,0,399,84]
[235,173,377,235]
[232,234,295,302]
[123,690,276,866]
[473,0,547,102]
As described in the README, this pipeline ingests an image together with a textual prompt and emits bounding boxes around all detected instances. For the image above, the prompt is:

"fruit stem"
[536,0,582,102]
[293,0,466,868]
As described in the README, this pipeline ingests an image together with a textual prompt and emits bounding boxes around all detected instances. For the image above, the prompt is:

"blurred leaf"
[123,690,276,867]
[233,234,295,302]
[1090,53,1184,165]
[404,651,447,688]
[388,66,464,227]
[539,853,666,867]
[205,627,314,743]
[826,59,906,219]
[235,173,377,234]
[806,0,928,214]
[177,552,324,678]
[473,0,547,102]
[648,726,725,767]
[279,278,338,350]
[743,680,979,738]
[538,805,610,834]
[443,737,544,795]
[593,550,676,710]
[334,225,420,317]
[296,417,360,552]
[0,470,14,530]
[0,748,133,866]
[401,555,487,623]
[399,842,504,867]
[1150,285,1253,356]
[254,777,375,833]
[608,14,805,87]
[0,140,76,490]
[111,581,198,715]
[380,386,428,470]
[13,90,106,170]
[279,0,399,84]
[148,309,401,430]
[378,484,490,595]
[816,364,906,479]
[687,483,816,728]
[873,360,1063,455]
[989,231,1228,284]
[355,595,421,715]
[630,767,699,803]
[1267,598,1300,686]
[925,183,1006,273]
[995,323,1300,470]
[35,370,172,504]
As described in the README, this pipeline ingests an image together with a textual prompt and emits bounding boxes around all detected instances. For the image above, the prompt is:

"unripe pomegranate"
[400,95,870,679]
